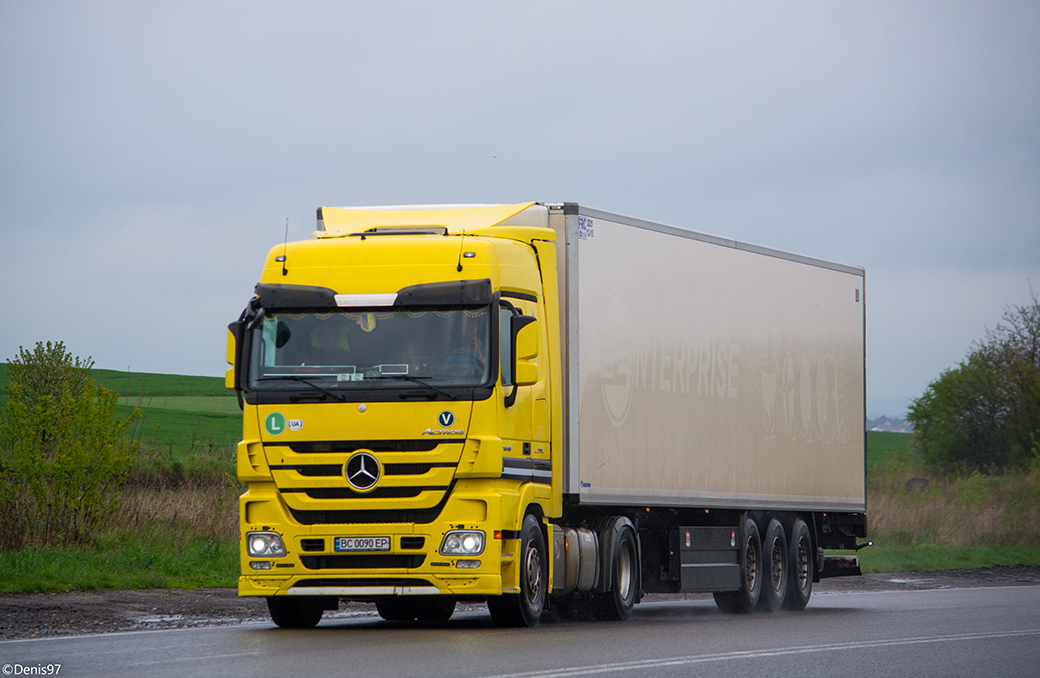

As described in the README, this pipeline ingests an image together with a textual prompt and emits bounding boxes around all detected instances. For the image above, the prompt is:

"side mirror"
[226,321,244,392]
[511,316,539,387]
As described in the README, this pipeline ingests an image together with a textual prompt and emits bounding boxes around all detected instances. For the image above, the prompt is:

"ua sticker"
[438,411,455,427]
[265,412,286,435]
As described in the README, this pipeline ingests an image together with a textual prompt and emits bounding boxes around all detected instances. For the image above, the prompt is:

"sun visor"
[254,283,339,309]
[318,202,538,234]
[394,279,492,307]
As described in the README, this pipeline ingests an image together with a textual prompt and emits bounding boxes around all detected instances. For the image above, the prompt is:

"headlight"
[247,531,287,557]
[440,530,485,556]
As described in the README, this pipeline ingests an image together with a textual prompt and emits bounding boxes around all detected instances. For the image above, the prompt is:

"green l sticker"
[265,412,286,435]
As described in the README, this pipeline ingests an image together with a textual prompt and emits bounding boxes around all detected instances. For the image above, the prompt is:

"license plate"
[334,536,391,552]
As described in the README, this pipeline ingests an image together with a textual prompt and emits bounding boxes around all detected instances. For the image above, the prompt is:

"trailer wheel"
[488,514,547,627]
[594,522,639,621]
[782,518,813,611]
[760,518,788,611]
[713,516,762,613]
[267,596,326,628]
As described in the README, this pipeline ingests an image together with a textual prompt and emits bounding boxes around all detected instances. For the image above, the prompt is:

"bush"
[0,343,140,549]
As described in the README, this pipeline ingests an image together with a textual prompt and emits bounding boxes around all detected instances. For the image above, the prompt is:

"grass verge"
[0,540,237,593]
[0,477,242,594]
[859,542,1040,574]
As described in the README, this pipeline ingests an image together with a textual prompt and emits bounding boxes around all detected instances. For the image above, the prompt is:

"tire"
[782,518,813,611]
[488,514,547,627]
[414,597,456,622]
[376,599,418,621]
[593,521,639,621]
[760,518,788,611]
[267,596,326,628]
[713,516,762,614]
[377,597,456,622]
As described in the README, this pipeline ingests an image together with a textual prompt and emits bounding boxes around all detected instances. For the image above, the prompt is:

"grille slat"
[295,487,438,500]
[279,440,461,454]
[301,554,426,570]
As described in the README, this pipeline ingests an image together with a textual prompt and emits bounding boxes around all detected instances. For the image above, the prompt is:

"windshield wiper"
[369,374,459,401]
[256,375,345,402]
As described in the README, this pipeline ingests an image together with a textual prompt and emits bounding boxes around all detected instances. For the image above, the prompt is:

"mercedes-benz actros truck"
[226,202,867,627]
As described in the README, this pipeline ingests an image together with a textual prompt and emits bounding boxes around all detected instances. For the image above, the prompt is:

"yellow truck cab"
[228,202,868,628]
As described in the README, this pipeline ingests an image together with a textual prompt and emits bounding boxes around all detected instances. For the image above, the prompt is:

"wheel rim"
[770,537,785,592]
[744,536,759,591]
[617,541,633,600]
[524,541,542,603]
[796,536,810,590]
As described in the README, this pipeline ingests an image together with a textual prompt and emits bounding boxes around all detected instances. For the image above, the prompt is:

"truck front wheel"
[267,596,327,628]
[488,514,547,627]
[376,597,456,622]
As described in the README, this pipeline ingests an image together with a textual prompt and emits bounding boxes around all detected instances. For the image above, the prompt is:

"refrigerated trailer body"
[227,202,867,627]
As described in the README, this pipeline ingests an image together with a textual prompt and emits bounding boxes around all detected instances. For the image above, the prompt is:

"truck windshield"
[246,306,491,390]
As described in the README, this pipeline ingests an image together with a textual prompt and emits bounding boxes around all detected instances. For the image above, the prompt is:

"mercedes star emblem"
[345,452,380,490]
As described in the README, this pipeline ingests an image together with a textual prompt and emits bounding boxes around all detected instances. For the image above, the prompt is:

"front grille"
[301,554,426,570]
[272,463,455,478]
[400,536,425,549]
[301,538,325,552]
[289,482,455,524]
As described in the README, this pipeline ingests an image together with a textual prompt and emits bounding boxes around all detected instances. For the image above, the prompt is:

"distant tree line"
[908,291,1040,474]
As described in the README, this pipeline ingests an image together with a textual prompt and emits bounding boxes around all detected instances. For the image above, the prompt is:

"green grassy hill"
[866,430,911,468]
[0,365,242,457]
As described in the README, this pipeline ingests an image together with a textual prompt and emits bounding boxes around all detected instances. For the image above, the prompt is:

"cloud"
[1,1,1037,412]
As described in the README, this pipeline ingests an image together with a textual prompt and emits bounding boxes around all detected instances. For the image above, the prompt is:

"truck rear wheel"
[488,514,547,627]
[782,518,813,611]
[267,596,326,628]
[713,516,762,613]
[594,521,638,621]
[760,518,788,611]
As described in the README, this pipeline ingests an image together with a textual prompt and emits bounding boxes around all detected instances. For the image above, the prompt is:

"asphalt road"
[2,586,1038,678]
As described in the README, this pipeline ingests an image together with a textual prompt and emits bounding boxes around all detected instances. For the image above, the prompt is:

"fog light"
[250,561,272,570]
[456,559,481,569]
[440,530,485,556]
[246,531,287,558]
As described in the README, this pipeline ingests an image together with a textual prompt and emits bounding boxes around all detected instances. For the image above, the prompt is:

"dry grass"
[112,474,241,544]
[867,455,1040,547]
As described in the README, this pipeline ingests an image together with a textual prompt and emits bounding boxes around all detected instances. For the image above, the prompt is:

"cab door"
[498,294,551,480]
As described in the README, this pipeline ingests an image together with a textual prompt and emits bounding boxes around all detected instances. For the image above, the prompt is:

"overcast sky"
[2,1,1038,416]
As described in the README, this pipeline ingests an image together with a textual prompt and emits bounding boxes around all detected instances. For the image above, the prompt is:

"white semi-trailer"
[228,202,867,627]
